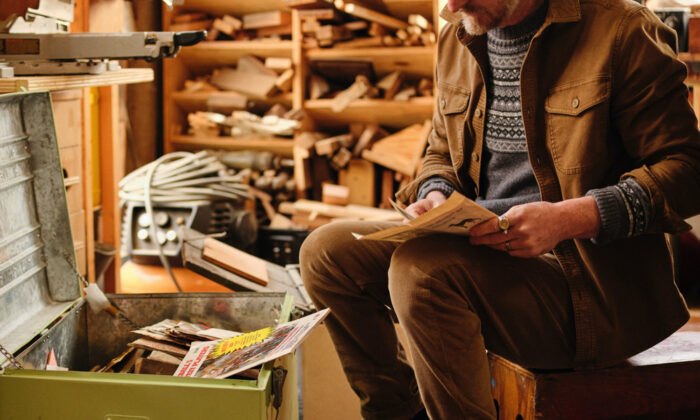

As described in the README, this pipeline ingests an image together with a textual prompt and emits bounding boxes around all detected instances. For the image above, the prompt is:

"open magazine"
[174,308,329,379]
[354,192,497,243]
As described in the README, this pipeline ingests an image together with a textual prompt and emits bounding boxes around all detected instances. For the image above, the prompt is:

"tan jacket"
[397,0,700,368]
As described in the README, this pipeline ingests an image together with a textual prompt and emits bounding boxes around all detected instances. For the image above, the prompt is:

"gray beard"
[460,0,521,35]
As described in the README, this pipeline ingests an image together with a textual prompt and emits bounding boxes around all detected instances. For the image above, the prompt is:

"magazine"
[354,192,497,243]
[174,308,330,379]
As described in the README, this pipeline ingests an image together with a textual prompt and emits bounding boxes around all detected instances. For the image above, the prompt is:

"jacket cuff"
[417,177,456,201]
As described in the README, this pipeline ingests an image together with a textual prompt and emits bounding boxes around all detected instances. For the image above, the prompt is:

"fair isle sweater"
[417,4,651,244]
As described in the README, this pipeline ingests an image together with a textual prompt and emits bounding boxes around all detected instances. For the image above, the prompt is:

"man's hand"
[404,190,447,222]
[469,196,601,258]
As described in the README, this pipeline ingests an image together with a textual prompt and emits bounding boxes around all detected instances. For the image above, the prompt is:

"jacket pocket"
[437,82,471,167]
[545,76,611,174]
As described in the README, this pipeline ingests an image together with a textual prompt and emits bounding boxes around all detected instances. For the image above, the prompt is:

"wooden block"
[395,28,409,41]
[408,14,432,31]
[322,183,350,206]
[202,237,269,286]
[295,131,325,151]
[243,11,292,29]
[379,169,394,209]
[352,123,384,157]
[349,123,365,139]
[361,122,428,175]
[184,79,218,92]
[299,8,342,22]
[294,145,313,191]
[210,68,278,99]
[309,74,330,99]
[257,24,293,37]
[331,75,370,112]
[302,17,322,34]
[338,159,375,206]
[238,55,279,77]
[333,1,409,30]
[275,68,295,92]
[417,78,433,96]
[368,22,387,38]
[689,16,700,54]
[222,15,243,30]
[314,135,344,156]
[265,57,293,72]
[344,20,369,31]
[330,147,352,170]
[394,86,416,101]
[377,71,404,100]
[420,31,437,46]
[212,17,237,37]
[206,28,220,41]
[316,24,352,43]
[293,198,400,221]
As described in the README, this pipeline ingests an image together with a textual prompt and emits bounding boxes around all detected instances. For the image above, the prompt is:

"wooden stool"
[488,331,700,419]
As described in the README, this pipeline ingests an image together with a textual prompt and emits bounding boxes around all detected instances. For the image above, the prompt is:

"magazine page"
[174,308,330,379]
[356,192,497,243]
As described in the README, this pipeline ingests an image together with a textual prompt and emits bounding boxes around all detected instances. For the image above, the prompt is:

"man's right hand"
[404,190,447,222]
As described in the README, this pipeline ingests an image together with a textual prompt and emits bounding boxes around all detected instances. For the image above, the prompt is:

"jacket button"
[572,97,580,108]
[440,98,446,109]
[475,109,483,118]
[472,152,480,162]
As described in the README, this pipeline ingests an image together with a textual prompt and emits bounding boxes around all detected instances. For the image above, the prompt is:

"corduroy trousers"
[300,220,577,420]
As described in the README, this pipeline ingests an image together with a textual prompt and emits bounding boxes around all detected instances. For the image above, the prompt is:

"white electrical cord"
[119,151,250,292]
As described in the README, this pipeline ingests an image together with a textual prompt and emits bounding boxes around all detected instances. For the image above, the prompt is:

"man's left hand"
[469,197,601,258]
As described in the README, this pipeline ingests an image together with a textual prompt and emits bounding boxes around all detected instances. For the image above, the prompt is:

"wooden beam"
[333,0,409,29]
[202,238,269,286]
[81,87,95,284]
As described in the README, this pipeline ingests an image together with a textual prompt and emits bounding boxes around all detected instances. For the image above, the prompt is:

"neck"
[499,0,545,28]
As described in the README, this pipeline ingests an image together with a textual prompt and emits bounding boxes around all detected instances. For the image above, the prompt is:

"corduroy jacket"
[396,0,700,368]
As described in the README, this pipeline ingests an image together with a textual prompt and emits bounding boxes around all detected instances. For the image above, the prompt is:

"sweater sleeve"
[586,178,652,245]
[417,176,456,201]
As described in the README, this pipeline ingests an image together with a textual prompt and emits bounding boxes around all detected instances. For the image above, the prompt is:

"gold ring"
[505,240,511,252]
[498,216,509,235]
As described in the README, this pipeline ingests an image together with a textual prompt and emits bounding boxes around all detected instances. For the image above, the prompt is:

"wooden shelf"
[180,40,294,74]
[0,68,154,93]
[171,134,295,157]
[306,46,435,79]
[304,97,434,130]
[178,0,290,16]
[171,90,293,113]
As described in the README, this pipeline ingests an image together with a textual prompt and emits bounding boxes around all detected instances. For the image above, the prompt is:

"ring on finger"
[505,240,512,252]
[498,216,510,235]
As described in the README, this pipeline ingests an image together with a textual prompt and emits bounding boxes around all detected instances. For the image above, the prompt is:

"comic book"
[354,192,496,243]
[174,309,330,379]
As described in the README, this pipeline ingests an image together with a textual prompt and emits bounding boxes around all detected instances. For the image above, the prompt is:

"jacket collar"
[439,0,582,39]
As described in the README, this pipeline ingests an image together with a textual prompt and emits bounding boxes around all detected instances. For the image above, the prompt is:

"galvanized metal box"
[0,92,298,420]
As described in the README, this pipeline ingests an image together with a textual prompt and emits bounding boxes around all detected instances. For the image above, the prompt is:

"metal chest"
[0,91,298,420]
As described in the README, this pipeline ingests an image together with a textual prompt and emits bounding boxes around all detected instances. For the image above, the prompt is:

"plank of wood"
[0,68,153,93]
[293,199,400,221]
[238,55,279,77]
[380,169,394,209]
[338,158,375,207]
[202,237,270,286]
[322,183,350,206]
[129,338,188,358]
[212,17,237,36]
[316,24,352,44]
[170,19,214,32]
[352,123,385,156]
[377,70,403,100]
[344,20,369,31]
[265,57,293,72]
[315,133,353,155]
[334,1,409,29]
[243,11,292,29]
[257,23,293,37]
[275,68,295,92]
[298,8,342,21]
[408,14,432,31]
[331,75,370,112]
[210,67,278,99]
[361,122,426,175]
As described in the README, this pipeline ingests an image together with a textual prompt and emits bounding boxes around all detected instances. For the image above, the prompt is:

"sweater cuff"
[586,178,652,245]
[417,177,455,201]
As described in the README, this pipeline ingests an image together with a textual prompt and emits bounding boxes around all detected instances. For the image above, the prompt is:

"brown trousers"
[300,221,577,420]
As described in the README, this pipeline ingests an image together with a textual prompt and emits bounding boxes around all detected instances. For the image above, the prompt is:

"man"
[300,0,700,418]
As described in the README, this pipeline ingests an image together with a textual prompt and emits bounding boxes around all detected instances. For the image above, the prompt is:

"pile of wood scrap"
[309,70,433,109]
[292,120,430,211]
[285,0,436,48]
[170,11,292,41]
[207,55,295,100]
[89,319,258,379]
[277,196,402,229]
[187,104,303,138]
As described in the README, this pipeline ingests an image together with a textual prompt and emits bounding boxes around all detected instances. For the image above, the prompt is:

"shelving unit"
[162,0,439,195]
